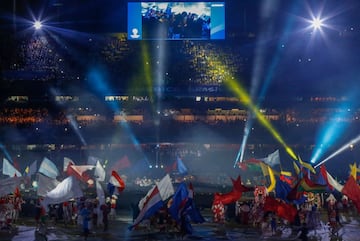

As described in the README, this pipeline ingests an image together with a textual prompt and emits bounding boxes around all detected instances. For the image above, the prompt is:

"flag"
[66,163,95,184]
[36,173,60,197]
[264,196,297,222]
[94,160,106,182]
[350,163,357,179]
[213,176,253,205]
[275,177,292,201]
[165,161,177,173]
[298,156,316,174]
[325,171,344,193]
[138,185,157,210]
[262,150,280,167]
[319,165,343,192]
[2,158,22,177]
[42,176,83,208]
[287,180,306,203]
[186,183,205,223]
[266,165,276,192]
[108,170,125,194]
[342,175,360,213]
[279,173,295,186]
[168,182,189,222]
[25,160,37,177]
[293,161,301,176]
[88,156,102,166]
[96,180,106,206]
[156,174,174,201]
[280,170,293,177]
[108,155,131,174]
[239,158,262,172]
[129,186,164,230]
[38,157,59,179]
[342,166,360,214]
[176,156,188,175]
[0,176,22,197]
[138,174,174,210]
[14,186,21,197]
[63,157,75,172]
[297,176,327,193]
[259,162,269,176]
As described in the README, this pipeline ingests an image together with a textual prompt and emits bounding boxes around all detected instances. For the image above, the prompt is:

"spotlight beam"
[314,134,360,169]
[235,0,280,167]
[310,100,353,164]
[233,114,253,167]
[219,63,297,160]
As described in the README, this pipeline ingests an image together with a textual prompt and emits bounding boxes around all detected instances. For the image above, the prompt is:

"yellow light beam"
[210,60,298,160]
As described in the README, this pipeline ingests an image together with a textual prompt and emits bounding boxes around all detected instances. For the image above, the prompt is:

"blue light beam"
[314,134,360,168]
[310,103,353,164]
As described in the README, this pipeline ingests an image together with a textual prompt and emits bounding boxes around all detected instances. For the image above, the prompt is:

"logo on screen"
[130,28,140,39]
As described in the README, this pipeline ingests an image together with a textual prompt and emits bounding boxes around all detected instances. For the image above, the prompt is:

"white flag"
[156,174,174,201]
[42,176,83,207]
[94,161,106,182]
[96,180,105,206]
[263,150,280,167]
[36,173,60,197]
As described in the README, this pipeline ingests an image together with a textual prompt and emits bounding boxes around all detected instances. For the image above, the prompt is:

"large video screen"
[128,2,225,40]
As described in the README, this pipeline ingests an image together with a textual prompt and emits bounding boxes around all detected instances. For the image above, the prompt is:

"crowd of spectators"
[2,31,248,88]
[142,4,211,40]
[0,108,49,125]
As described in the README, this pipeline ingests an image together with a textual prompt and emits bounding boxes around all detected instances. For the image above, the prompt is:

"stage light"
[311,17,323,30]
[34,20,42,30]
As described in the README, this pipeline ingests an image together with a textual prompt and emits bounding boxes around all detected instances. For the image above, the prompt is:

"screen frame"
[127,2,225,40]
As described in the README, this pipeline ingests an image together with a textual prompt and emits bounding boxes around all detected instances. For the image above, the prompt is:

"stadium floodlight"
[310,17,323,30]
[33,20,42,30]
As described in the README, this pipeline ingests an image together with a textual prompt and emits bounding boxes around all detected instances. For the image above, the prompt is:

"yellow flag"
[259,162,269,176]
[267,166,276,192]
[293,161,300,175]
[280,170,292,177]
[298,156,316,174]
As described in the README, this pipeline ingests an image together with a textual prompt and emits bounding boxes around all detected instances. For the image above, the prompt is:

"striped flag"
[2,158,22,177]
[108,170,125,195]
[38,157,59,179]
[129,186,163,230]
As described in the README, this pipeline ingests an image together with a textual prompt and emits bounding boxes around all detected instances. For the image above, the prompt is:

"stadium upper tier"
[1,33,249,93]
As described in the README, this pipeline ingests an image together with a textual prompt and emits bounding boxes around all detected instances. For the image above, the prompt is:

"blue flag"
[169,182,189,222]
[176,156,188,175]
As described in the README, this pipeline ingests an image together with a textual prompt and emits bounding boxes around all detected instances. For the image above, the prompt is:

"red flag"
[165,160,177,173]
[213,176,253,205]
[13,159,20,172]
[109,156,131,174]
[264,197,297,223]
[14,186,21,197]
[342,176,360,213]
